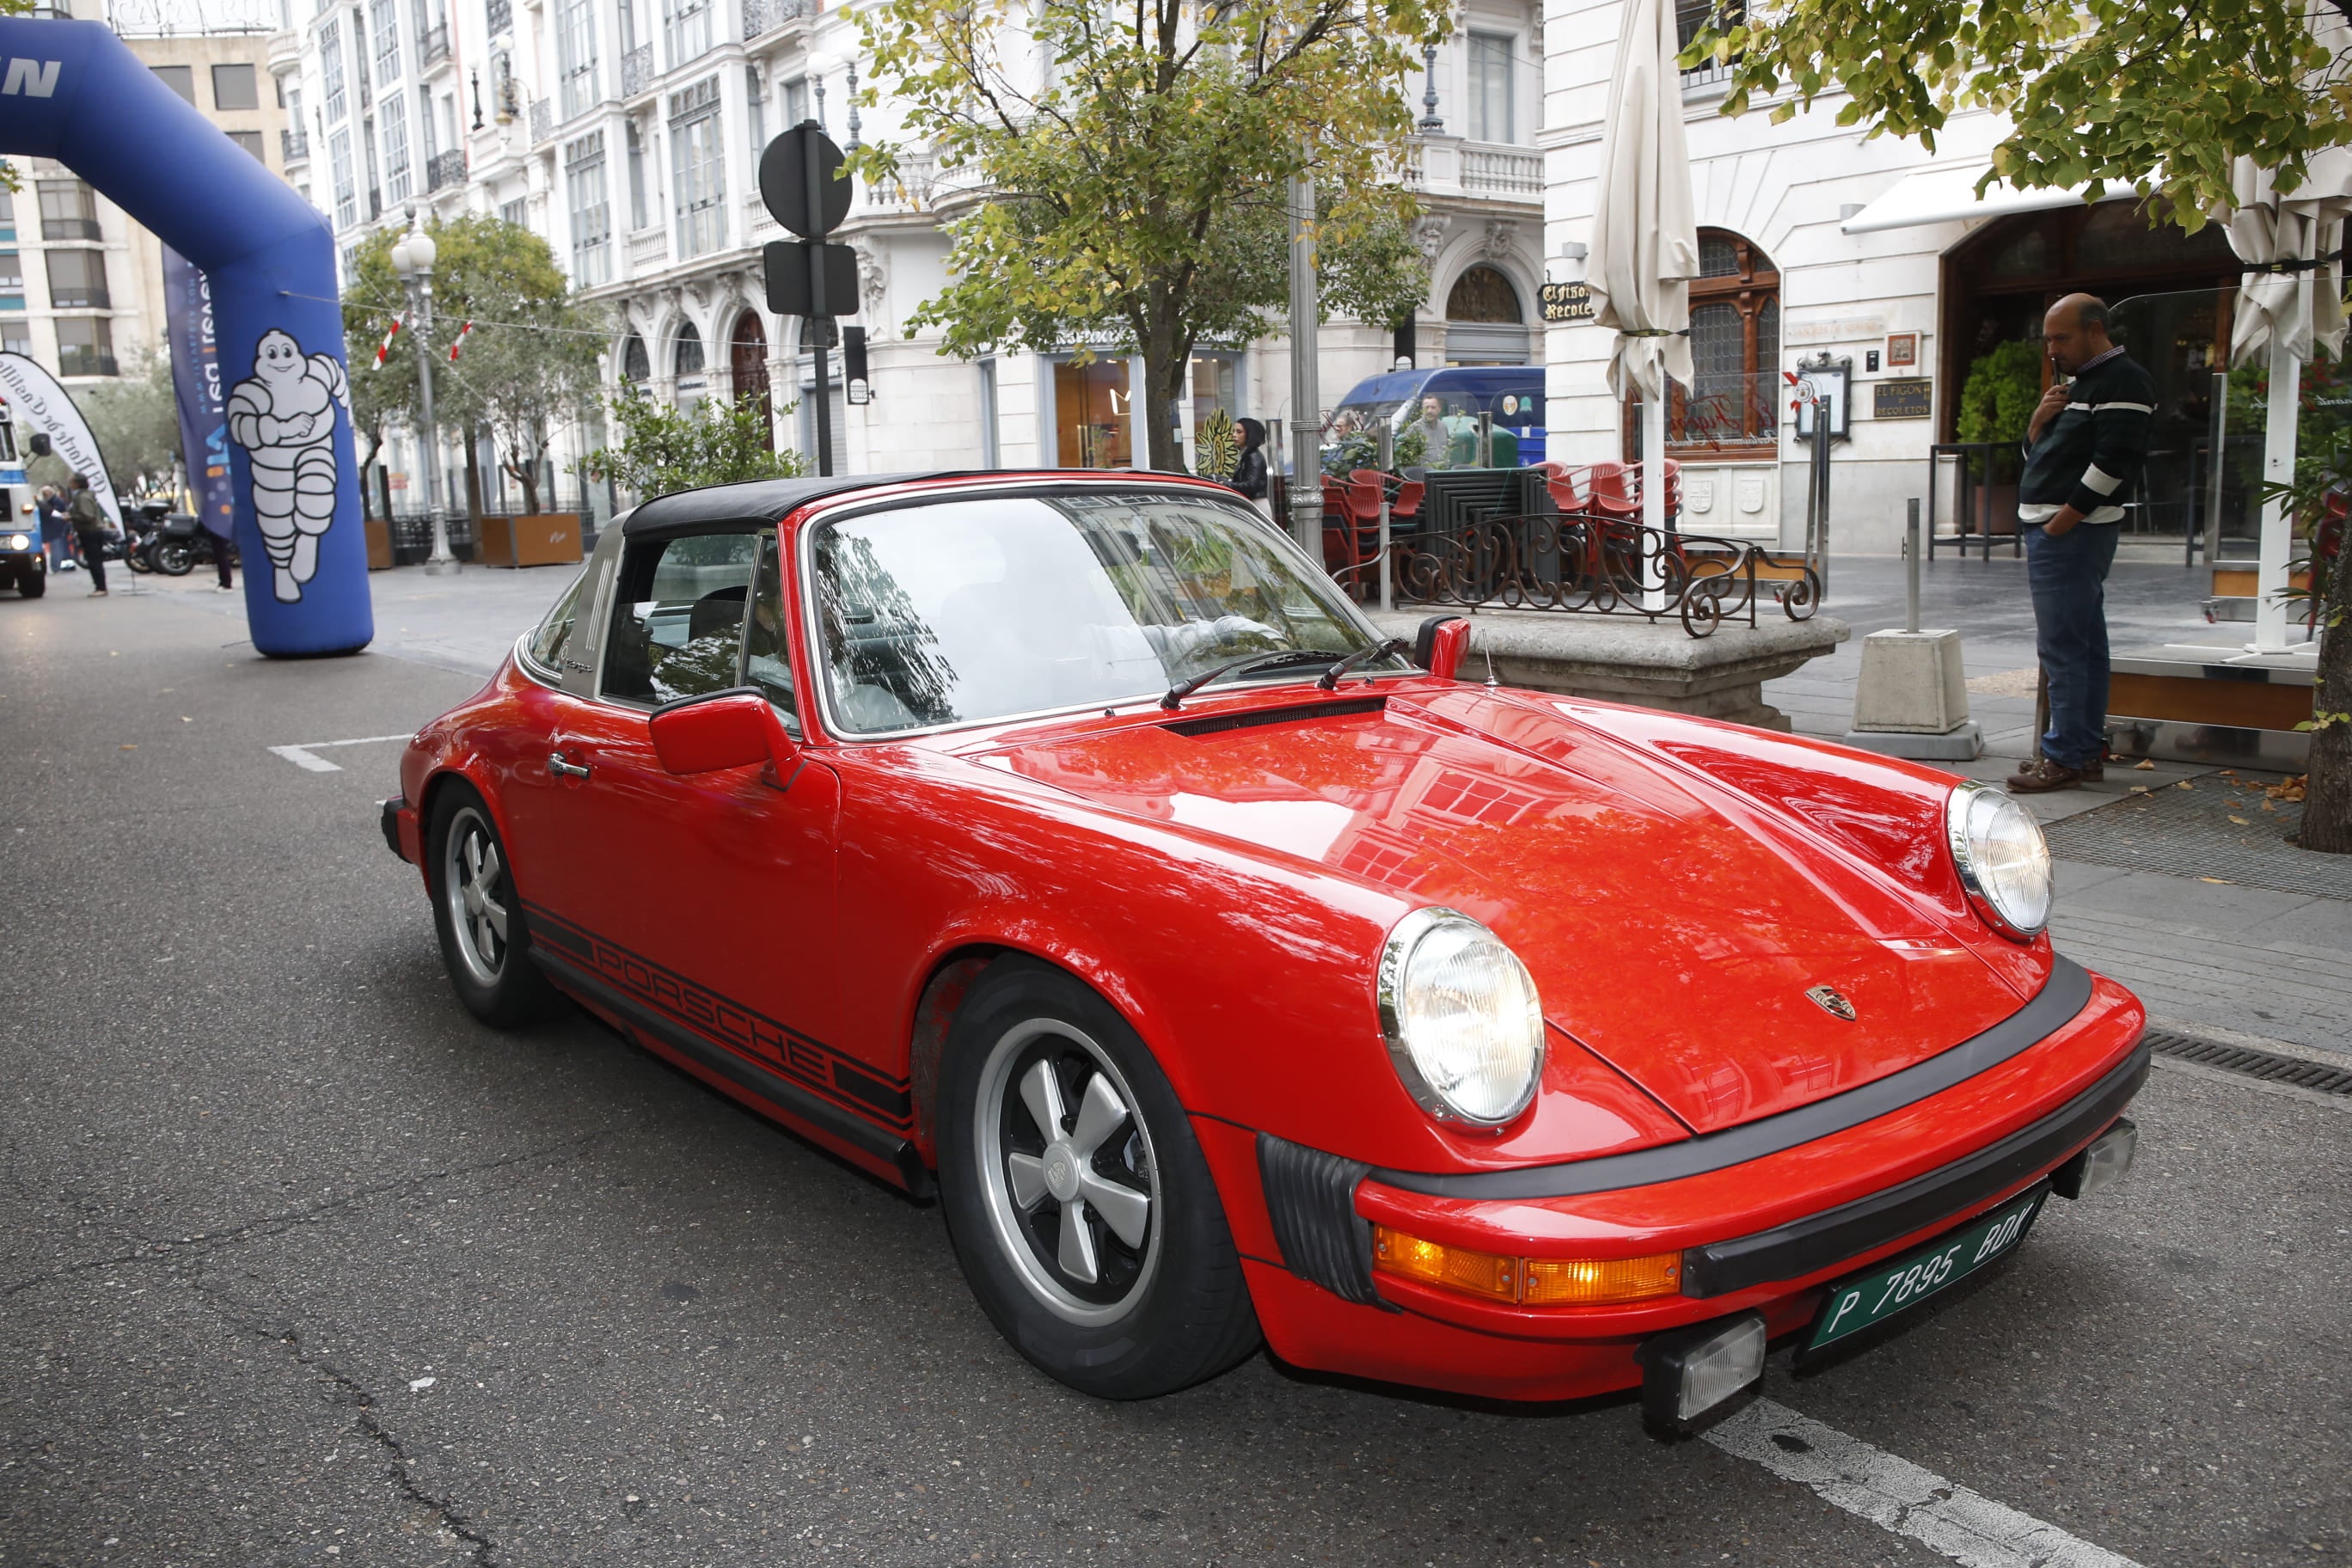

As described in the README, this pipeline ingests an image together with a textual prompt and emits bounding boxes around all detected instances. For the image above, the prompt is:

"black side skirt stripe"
[1370,956,2098,1201]
[1682,1044,2147,1296]
[533,946,933,1197]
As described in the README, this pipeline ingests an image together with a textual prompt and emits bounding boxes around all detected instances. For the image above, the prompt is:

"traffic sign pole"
[804,125,832,476]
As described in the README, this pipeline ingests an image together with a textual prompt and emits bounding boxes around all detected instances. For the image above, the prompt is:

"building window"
[621,331,649,384]
[1659,229,1779,455]
[661,0,712,70]
[499,196,527,227]
[1675,0,1743,77]
[1054,358,1131,469]
[229,129,267,162]
[0,189,15,242]
[781,75,806,126]
[36,181,100,242]
[745,64,764,162]
[626,119,648,230]
[977,358,999,468]
[0,249,21,312]
[674,321,706,410]
[1466,33,1514,144]
[382,95,411,201]
[46,249,110,309]
[669,79,726,260]
[56,317,117,377]
[151,64,196,103]
[329,127,357,229]
[212,62,260,109]
[322,20,346,123]
[372,0,402,83]
[364,119,383,217]
[1,319,32,356]
[557,0,599,120]
[566,132,611,286]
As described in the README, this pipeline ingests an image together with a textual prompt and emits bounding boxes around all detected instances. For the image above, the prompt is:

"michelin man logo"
[227,328,350,603]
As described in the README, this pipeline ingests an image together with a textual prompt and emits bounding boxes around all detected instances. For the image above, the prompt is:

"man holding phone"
[2006,293,2156,793]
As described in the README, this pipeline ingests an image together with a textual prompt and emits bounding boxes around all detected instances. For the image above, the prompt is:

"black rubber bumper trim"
[1681,1043,2147,1297]
[533,947,933,1197]
[1369,957,2098,1202]
[1257,1134,1391,1309]
[380,796,407,863]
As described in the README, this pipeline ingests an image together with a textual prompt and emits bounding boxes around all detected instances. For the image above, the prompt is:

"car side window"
[526,564,591,673]
[600,530,761,707]
[740,532,799,732]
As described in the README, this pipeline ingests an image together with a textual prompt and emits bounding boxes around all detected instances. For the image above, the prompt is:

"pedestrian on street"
[1408,395,1452,470]
[65,473,110,596]
[2006,293,2155,793]
[1230,418,1269,500]
[38,485,75,573]
[212,526,236,592]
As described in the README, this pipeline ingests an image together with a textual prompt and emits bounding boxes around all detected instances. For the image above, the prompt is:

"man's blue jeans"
[2024,520,2122,769]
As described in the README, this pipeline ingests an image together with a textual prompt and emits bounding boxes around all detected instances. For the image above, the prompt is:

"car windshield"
[806,489,1398,734]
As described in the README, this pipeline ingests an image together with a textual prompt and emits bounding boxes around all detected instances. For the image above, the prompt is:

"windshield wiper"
[1160,649,1336,710]
[1316,637,1408,690]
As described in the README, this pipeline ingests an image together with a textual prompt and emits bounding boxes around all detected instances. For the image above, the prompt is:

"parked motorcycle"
[120,499,173,573]
[149,512,234,578]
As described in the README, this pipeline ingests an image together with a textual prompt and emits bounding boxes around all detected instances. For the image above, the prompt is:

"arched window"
[1666,230,1779,455]
[620,332,649,384]
[673,322,705,379]
[1444,263,1530,365]
[730,309,771,443]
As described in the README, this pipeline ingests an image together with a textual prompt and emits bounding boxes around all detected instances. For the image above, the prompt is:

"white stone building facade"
[266,0,1554,515]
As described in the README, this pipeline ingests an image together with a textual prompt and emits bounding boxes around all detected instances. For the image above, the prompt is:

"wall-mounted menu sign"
[1540,282,1594,323]
[1872,378,1934,420]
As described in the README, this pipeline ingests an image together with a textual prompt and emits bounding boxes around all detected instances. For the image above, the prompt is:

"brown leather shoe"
[2006,755,2084,793]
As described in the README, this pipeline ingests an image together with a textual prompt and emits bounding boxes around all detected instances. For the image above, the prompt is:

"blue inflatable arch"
[0,18,368,655]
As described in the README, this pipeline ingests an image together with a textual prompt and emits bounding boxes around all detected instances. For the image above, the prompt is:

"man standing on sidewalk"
[2006,293,2156,793]
[65,473,109,596]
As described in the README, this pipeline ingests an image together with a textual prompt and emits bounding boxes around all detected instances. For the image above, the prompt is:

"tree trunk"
[505,444,542,513]
[1139,316,1188,473]
[2298,546,2352,853]
[463,426,483,524]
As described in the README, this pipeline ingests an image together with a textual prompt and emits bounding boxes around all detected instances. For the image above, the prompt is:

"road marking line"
[267,734,413,774]
[1705,1398,2142,1568]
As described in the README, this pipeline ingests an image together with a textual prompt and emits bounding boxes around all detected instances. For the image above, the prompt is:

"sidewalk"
[98,547,2350,1057]
[1760,546,2349,1059]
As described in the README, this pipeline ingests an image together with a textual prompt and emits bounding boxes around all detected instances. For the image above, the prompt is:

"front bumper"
[1213,959,2145,1403]
[380,795,419,865]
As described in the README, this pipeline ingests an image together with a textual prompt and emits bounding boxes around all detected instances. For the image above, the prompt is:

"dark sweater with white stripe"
[2018,351,2157,524]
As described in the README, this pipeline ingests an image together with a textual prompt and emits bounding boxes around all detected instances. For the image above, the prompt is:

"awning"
[1840,163,2135,235]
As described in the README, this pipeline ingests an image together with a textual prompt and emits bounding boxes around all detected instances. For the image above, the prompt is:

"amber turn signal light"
[1372,1225,1681,1307]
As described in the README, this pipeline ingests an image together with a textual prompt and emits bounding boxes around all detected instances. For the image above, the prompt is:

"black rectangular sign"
[1540,281,1594,324]
[763,239,858,319]
[1872,378,1934,420]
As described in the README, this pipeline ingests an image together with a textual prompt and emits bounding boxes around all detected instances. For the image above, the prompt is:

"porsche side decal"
[525,903,914,1129]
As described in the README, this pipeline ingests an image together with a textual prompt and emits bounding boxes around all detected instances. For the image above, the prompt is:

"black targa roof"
[618,471,1242,539]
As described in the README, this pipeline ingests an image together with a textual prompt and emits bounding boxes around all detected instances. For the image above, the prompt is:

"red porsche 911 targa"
[382,471,2145,1432]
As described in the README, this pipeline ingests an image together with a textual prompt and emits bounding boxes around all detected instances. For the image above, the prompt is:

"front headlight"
[1376,908,1545,1126]
[1946,781,2052,940]
[5,533,26,551]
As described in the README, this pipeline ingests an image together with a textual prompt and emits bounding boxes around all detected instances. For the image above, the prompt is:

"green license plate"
[1806,1184,2049,1352]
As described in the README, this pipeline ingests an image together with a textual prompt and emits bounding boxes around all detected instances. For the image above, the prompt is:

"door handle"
[548,751,591,781]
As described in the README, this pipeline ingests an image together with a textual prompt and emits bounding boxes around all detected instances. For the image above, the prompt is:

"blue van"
[1328,365,1547,469]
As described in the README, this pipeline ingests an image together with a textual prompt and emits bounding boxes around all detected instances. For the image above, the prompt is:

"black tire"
[425,781,563,1027]
[15,566,42,599]
[125,541,154,573]
[937,956,1259,1398]
[154,542,194,576]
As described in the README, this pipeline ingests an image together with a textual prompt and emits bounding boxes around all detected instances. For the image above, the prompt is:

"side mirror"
[648,688,797,775]
[1414,615,1473,683]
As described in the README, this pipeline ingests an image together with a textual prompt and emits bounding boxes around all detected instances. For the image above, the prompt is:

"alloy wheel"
[440,805,510,987]
[972,1018,1161,1326]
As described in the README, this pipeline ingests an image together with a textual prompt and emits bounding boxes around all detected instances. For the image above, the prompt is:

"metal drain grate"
[2144,1028,2352,1096]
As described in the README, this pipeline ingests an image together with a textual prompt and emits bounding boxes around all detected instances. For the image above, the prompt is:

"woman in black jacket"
[1230,418,1269,500]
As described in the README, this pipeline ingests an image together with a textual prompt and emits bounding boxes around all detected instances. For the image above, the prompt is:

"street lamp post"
[390,216,456,571]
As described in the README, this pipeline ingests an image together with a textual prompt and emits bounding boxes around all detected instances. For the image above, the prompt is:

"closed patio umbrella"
[1586,0,1700,609]
[2221,145,2352,656]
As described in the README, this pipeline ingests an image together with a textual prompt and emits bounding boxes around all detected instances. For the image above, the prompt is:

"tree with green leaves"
[74,349,181,494]
[1685,0,2352,220]
[848,0,1447,472]
[341,213,603,513]
[583,390,806,503]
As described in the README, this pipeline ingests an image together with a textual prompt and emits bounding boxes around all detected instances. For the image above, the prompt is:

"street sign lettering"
[1540,281,1593,323]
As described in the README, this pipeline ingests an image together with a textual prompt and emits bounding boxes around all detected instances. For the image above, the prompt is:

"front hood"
[984,687,2024,1134]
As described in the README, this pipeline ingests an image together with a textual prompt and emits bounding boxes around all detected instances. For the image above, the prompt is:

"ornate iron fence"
[621,44,653,97]
[743,0,812,38]
[426,149,467,193]
[280,127,309,163]
[1343,511,1818,639]
[420,21,450,64]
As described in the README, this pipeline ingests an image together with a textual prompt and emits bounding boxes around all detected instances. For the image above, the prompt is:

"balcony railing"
[1460,144,1541,197]
[485,0,510,34]
[41,218,103,242]
[529,98,553,144]
[621,44,653,98]
[281,127,310,163]
[743,0,812,40]
[58,351,119,378]
[626,227,667,268]
[426,148,467,192]
[421,21,450,64]
[368,187,383,220]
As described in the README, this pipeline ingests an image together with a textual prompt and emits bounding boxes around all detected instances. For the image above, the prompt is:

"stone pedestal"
[1368,608,1849,731]
[1844,628,1983,760]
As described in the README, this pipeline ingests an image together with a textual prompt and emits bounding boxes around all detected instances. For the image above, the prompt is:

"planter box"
[477,512,583,569]
[364,516,394,571]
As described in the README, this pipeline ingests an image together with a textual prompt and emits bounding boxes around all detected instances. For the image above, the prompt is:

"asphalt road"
[3,579,2348,1568]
